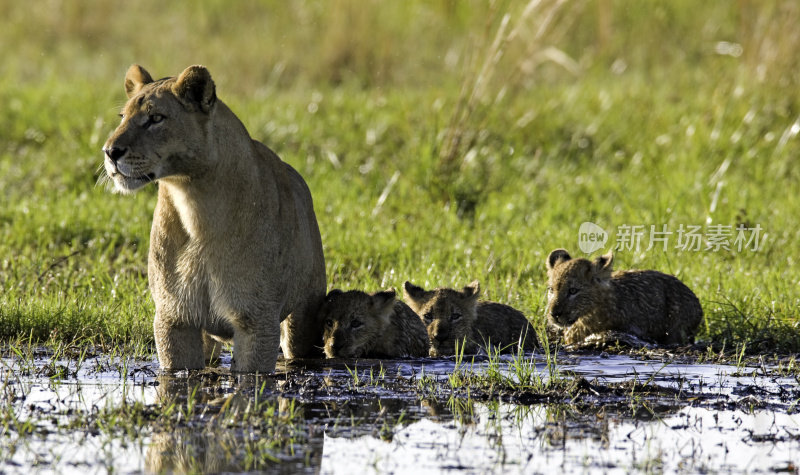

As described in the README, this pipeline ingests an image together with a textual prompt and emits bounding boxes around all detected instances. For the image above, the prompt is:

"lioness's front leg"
[153,313,205,370]
[149,271,207,370]
[230,309,281,373]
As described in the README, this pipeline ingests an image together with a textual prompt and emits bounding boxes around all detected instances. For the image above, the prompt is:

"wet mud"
[1,347,799,473]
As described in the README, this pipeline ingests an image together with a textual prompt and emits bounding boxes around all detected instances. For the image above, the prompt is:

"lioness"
[320,289,429,358]
[102,64,326,372]
[403,281,538,356]
[545,249,703,346]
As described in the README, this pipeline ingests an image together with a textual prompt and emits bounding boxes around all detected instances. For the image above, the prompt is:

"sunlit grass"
[0,0,798,353]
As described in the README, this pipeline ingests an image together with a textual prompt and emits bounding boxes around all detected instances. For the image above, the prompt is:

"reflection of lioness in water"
[102,64,326,372]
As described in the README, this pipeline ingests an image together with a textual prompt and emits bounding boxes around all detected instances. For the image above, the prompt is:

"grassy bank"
[0,0,798,352]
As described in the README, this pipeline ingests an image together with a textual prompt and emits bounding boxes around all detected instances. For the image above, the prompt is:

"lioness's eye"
[568,287,579,296]
[351,319,363,329]
[150,114,165,124]
[450,311,462,321]
[423,313,433,322]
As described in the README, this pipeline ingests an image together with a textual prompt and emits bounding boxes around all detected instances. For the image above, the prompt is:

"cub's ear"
[546,249,572,271]
[371,289,397,322]
[125,64,154,98]
[593,252,614,280]
[403,281,427,302]
[173,65,216,112]
[462,280,481,300]
[325,289,344,303]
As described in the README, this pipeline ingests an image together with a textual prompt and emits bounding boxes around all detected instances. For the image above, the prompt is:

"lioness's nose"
[104,146,127,163]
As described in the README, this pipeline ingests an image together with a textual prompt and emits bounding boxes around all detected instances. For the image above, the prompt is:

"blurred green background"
[1,0,798,351]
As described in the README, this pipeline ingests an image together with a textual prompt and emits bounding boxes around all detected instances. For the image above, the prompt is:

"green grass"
[1,0,799,352]
[447,345,563,395]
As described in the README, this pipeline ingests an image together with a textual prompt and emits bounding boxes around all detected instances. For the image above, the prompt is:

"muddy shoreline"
[2,346,799,473]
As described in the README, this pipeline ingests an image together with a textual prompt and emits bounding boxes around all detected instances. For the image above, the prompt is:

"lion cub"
[545,249,703,346]
[320,289,429,358]
[403,281,538,357]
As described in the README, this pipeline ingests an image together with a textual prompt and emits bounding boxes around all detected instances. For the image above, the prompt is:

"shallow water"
[322,405,800,474]
[1,350,799,474]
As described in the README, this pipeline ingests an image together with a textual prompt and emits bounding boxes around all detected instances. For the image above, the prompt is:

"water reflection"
[2,352,799,474]
[146,372,324,474]
[321,401,800,473]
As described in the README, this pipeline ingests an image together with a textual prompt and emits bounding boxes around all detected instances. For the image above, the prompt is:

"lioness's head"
[545,249,614,327]
[320,289,396,358]
[102,64,217,193]
[402,281,479,357]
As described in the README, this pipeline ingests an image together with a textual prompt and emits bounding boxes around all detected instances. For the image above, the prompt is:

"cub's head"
[402,281,480,357]
[102,64,217,193]
[320,289,396,358]
[545,249,614,328]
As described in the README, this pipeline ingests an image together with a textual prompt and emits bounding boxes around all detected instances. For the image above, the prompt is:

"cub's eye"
[423,313,433,322]
[568,287,579,296]
[324,319,334,328]
[450,311,462,321]
[546,286,553,294]
[350,319,363,329]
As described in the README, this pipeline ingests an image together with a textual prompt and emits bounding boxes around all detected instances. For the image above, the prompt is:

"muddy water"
[1,350,799,474]
[323,354,800,473]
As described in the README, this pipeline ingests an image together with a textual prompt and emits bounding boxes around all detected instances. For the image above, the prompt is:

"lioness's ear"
[546,249,572,271]
[403,281,427,302]
[173,65,216,112]
[462,280,481,300]
[372,290,397,323]
[125,64,154,98]
[593,252,614,280]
